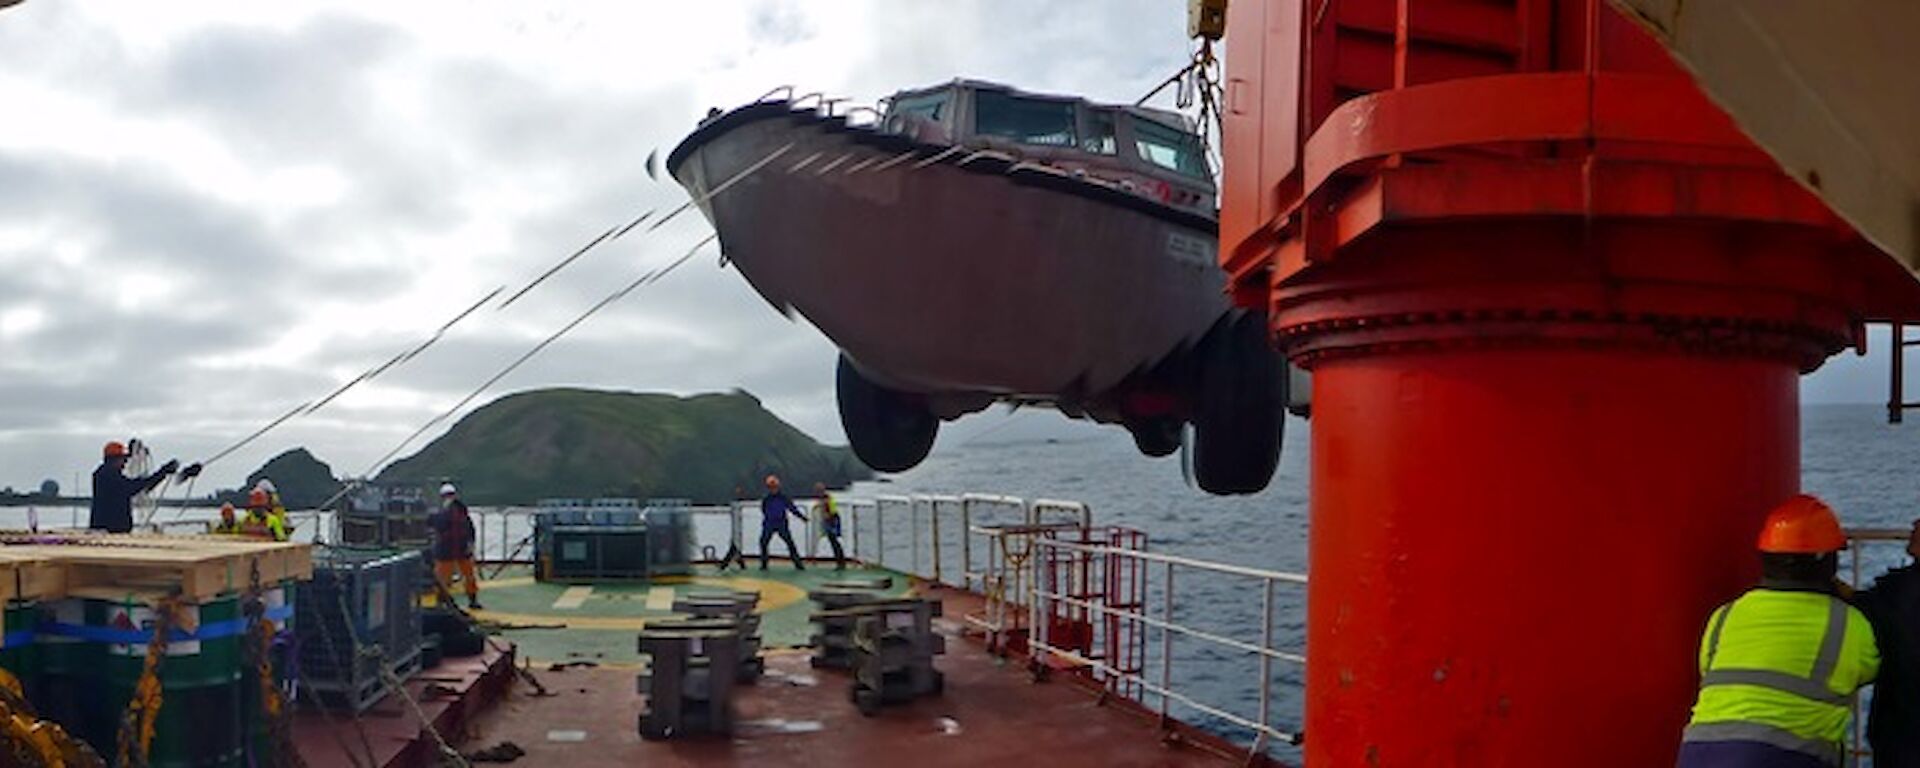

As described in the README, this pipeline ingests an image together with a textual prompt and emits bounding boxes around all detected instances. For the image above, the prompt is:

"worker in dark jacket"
[429,483,483,610]
[1855,518,1920,767]
[758,474,807,571]
[89,440,195,533]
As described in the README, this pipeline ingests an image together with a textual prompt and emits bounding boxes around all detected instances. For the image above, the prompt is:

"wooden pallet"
[0,534,313,603]
[0,549,62,603]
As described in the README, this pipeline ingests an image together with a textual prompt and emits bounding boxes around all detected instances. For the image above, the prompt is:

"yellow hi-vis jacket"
[1683,588,1880,765]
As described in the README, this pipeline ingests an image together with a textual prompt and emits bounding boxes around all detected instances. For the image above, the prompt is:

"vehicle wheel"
[854,686,882,717]
[1191,314,1285,495]
[1127,416,1182,458]
[638,715,672,741]
[837,355,938,472]
[930,670,945,696]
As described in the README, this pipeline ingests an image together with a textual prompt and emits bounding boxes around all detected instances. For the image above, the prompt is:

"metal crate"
[295,549,425,712]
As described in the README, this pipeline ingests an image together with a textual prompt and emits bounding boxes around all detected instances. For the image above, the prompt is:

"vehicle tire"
[1191,314,1285,495]
[638,715,671,741]
[442,627,486,658]
[854,686,882,717]
[423,605,466,638]
[1127,416,1182,458]
[837,355,938,472]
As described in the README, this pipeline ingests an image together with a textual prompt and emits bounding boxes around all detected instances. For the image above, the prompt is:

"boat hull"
[669,104,1229,417]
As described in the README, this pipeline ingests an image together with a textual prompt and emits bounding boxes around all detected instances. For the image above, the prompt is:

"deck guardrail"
[32,498,1901,764]
[1030,537,1306,758]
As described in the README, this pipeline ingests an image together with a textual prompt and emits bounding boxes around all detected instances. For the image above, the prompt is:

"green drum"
[92,594,246,768]
[0,601,40,707]
[35,598,107,753]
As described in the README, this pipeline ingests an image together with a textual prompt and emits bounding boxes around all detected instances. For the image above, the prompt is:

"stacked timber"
[0,533,313,768]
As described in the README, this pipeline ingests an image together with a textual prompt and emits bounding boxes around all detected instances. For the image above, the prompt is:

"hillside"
[216,448,343,509]
[376,388,872,505]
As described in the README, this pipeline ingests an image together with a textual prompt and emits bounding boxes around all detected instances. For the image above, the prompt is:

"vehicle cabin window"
[974,90,1078,148]
[889,92,950,124]
[1082,110,1118,155]
[1131,116,1209,179]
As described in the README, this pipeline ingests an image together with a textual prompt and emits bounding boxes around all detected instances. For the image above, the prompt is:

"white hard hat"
[440,483,458,496]
[254,478,276,494]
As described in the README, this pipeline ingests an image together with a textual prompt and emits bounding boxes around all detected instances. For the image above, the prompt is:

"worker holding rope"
[90,440,197,534]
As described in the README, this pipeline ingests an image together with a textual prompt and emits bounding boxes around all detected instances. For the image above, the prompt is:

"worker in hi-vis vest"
[1678,494,1880,768]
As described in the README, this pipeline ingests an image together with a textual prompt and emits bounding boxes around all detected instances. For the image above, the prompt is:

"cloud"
[0,0,1897,501]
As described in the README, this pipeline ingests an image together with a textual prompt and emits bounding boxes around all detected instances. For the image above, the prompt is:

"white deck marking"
[645,586,674,611]
[553,586,594,610]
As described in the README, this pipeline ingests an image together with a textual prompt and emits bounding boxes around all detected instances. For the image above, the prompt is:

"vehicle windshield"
[974,90,1077,147]
[889,91,950,124]
[1131,116,1210,179]
[1083,110,1118,155]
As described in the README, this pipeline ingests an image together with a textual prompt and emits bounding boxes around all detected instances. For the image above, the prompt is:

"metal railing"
[964,522,1086,652]
[838,493,1090,588]
[1028,537,1307,759]
[30,495,1901,765]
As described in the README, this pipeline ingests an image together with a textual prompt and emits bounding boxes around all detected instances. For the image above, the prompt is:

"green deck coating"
[467,563,911,667]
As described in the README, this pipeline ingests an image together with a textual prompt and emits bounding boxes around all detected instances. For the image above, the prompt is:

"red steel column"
[1276,223,1867,765]
[1309,352,1794,763]
[1218,3,1919,762]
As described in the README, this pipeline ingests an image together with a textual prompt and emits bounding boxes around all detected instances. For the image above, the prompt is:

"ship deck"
[294,561,1255,767]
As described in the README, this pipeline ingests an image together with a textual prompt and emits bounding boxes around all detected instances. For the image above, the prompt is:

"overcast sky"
[0,1,1900,492]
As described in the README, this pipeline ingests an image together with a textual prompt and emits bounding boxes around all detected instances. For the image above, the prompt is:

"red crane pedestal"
[1281,224,1861,765]
[1217,1,1920,764]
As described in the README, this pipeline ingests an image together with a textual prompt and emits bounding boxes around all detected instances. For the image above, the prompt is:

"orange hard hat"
[1757,494,1847,554]
[103,441,128,459]
[248,488,270,508]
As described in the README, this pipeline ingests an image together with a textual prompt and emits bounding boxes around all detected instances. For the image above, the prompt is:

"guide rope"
[242,562,307,768]
[115,596,182,768]
[301,558,377,768]
[326,574,466,768]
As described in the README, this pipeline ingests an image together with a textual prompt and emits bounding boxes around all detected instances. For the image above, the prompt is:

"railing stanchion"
[1029,534,1041,661]
[932,500,943,584]
[1257,579,1276,754]
[1161,559,1175,722]
[961,501,973,588]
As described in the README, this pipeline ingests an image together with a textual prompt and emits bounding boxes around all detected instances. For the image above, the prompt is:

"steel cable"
[360,233,718,477]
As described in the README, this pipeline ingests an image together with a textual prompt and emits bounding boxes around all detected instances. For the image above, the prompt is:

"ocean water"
[844,403,1920,759]
[2,404,1910,759]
